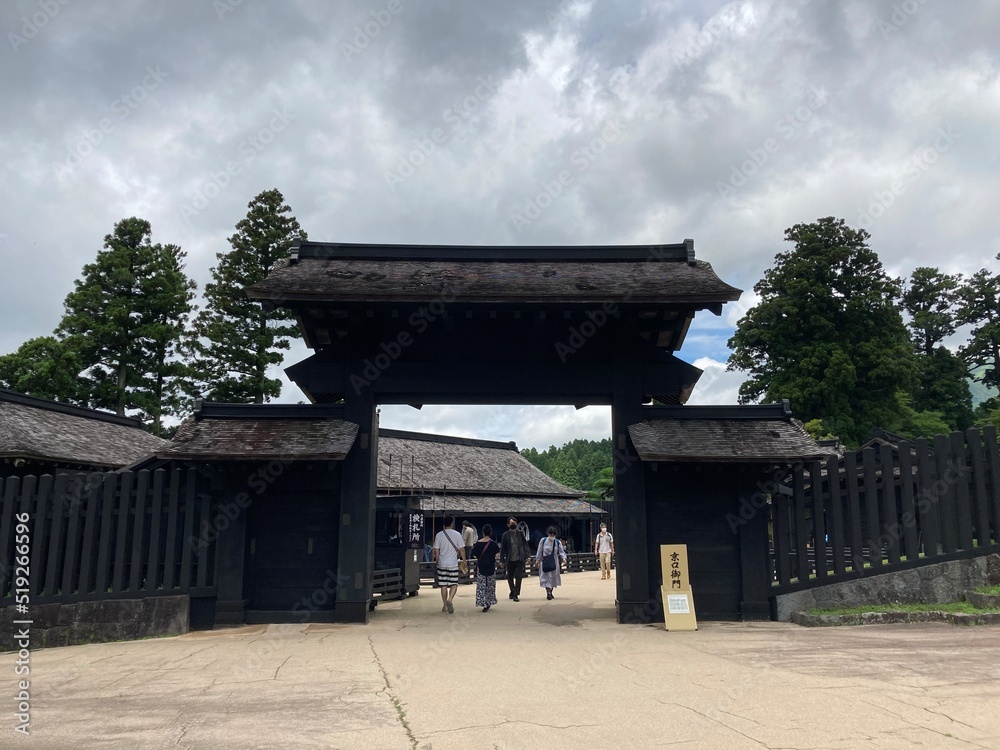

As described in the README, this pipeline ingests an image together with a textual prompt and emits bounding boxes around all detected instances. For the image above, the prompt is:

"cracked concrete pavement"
[2,570,1000,749]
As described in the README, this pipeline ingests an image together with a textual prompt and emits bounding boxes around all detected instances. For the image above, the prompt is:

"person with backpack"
[533,525,568,600]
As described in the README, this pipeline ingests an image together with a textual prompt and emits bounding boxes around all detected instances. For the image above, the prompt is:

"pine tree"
[195,189,307,403]
[959,267,1000,391]
[902,267,962,354]
[134,244,198,434]
[56,217,195,420]
[902,267,972,430]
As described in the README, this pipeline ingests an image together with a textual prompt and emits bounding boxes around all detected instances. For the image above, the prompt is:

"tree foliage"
[194,189,306,403]
[0,336,86,402]
[911,346,973,431]
[727,217,916,447]
[55,217,196,426]
[521,438,612,496]
[959,267,1000,391]
[902,267,962,354]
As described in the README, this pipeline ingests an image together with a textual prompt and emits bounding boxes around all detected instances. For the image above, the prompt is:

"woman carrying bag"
[534,526,568,600]
[472,524,500,612]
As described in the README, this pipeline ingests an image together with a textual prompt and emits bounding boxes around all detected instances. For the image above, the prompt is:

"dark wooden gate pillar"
[336,386,379,623]
[215,468,249,626]
[612,335,652,623]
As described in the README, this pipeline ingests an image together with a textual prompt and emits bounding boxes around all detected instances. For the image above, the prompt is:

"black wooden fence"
[0,469,216,605]
[770,426,1000,593]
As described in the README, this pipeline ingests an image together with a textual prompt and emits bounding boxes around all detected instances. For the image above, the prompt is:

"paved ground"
[3,570,1000,749]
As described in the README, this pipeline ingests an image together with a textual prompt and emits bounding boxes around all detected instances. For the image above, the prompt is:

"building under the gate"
[377,428,603,550]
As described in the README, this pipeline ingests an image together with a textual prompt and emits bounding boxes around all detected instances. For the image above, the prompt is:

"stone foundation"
[793,610,1000,627]
[0,596,189,652]
[774,553,1000,621]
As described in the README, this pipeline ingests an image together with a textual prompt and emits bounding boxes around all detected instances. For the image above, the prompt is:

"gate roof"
[247,240,742,306]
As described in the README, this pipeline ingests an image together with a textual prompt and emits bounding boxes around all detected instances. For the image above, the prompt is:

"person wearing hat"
[594,522,615,580]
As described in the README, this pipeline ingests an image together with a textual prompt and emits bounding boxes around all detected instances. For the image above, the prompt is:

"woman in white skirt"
[534,526,568,600]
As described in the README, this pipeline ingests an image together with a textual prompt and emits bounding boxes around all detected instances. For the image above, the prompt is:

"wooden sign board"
[660,544,698,631]
[660,544,691,591]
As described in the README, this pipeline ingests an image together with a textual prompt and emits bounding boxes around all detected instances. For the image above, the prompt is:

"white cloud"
[687,357,745,406]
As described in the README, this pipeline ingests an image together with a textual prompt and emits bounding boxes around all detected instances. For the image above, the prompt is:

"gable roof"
[0,390,168,470]
[628,403,833,463]
[246,240,742,306]
[377,429,584,498]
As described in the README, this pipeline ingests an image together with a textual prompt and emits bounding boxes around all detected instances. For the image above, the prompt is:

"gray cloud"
[1,0,998,445]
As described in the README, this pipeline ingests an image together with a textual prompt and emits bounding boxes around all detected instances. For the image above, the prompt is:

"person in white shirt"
[433,515,466,613]
[594,523,615,580]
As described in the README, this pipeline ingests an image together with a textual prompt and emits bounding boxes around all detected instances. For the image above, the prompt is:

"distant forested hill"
[521,438,612,495]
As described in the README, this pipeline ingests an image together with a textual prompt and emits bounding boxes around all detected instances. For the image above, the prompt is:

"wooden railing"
[418,553,612,584]
[0,469,216,606]
[770,427,1000,594]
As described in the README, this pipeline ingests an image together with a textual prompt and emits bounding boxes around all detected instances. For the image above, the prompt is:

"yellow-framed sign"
[660,544,698,631]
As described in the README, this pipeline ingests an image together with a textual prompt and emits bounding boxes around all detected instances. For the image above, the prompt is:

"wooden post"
[214,467,249,626]
[336,379,379,623]
[611,332,650,624]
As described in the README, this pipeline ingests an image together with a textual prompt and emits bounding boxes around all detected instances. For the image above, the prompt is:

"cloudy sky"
[2,0,998,450]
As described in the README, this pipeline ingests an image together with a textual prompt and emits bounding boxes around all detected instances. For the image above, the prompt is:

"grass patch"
[973,584,1000,596]
[807,601,1000,616]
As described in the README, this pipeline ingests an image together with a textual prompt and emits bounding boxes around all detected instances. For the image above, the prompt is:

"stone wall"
[0,596,189,652]
[774,553,1000,621]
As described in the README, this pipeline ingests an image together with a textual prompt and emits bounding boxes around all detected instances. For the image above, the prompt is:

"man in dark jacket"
[500,516,530,601]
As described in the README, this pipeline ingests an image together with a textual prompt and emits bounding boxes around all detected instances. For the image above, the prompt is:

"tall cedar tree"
[902,267,972,429]
[134,244,198,433]
[902,267,962,354]
[57,217,196,423]
[727,217,915,446]
[196,189,306,403]
[959,266,1000,391]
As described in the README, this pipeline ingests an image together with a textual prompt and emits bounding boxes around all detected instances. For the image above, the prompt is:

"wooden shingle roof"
[629,403,833,463]
[144,402,359,462]
[378,429,584,498]
[0,390,168,470]
[246,241,742,305]
[418,495,602,516]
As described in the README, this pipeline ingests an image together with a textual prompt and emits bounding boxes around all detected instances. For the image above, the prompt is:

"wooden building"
[377,428,603,551]
[131,401,357,624]
[629,402,832,619]
[0,389,168,478]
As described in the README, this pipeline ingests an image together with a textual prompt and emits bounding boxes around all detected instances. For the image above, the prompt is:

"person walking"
[594,522,615,580]
[534,526,568,600]
[433,515,466,614]
[472,524,500,612]
[461,520,477,562]
[500,516,530,602]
